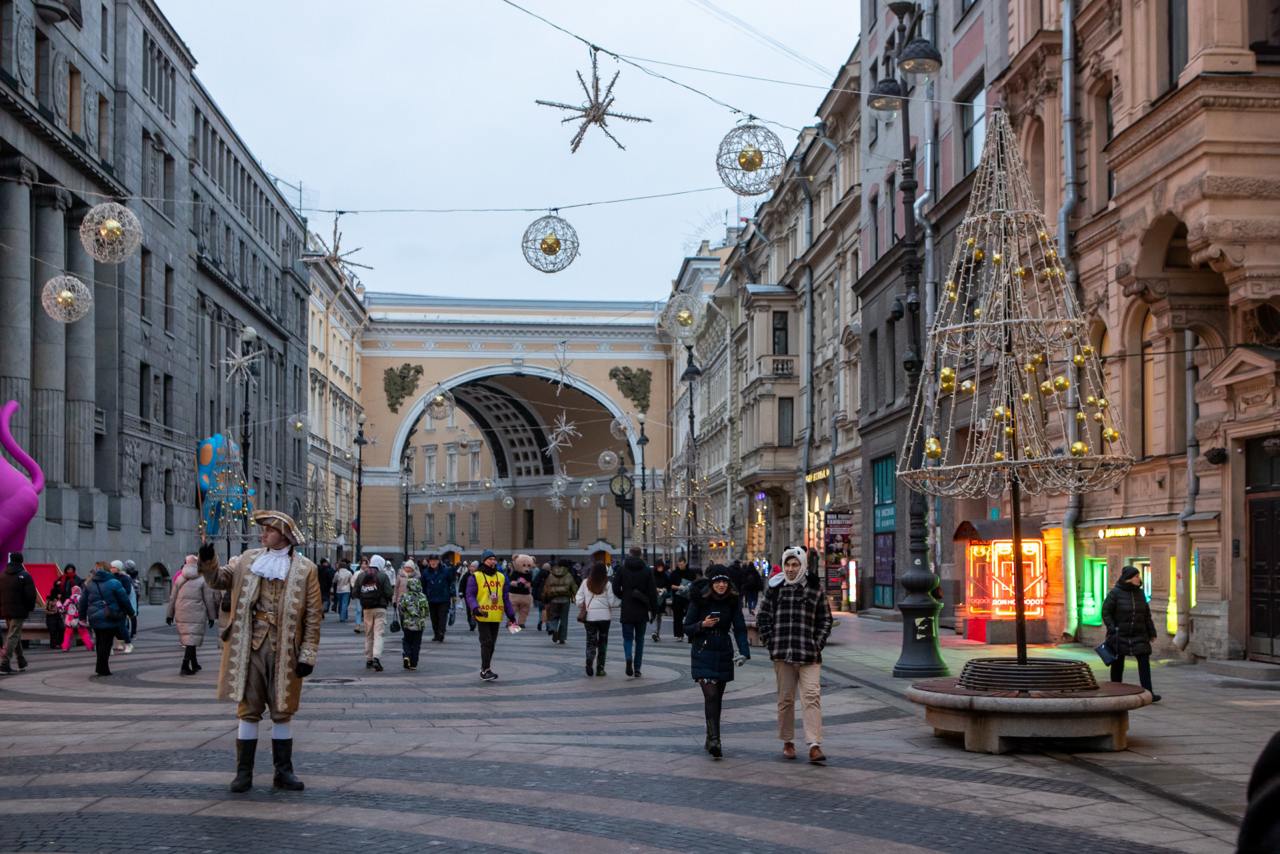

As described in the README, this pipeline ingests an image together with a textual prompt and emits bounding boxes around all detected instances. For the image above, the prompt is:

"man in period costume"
[197,510,322,793]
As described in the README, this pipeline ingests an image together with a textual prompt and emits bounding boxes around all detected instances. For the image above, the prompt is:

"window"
[469,511,480,544]
[524,508,535,548]
[447,449,458,483]
[141,31,175,120]
[1140,311,1157,457]
[100,4,109,57]
[447,512,457,543]
[470,449,481,480]
[139,248,151,320]
[568,508,580,541]
[868,193,879,259]
[35,31,49,106]
[1104,92,1115,200]
[597,503,609,539]
[425,512,435,544]
[886,174,897,244]
[67,64,82,135]
[1166,0,1188,91]
[163,468,174,534]
[139,464,152,532]
[96,94,109,161]
[778,397,795,447]
[961,82,987,175]
[139,362,151,420]
[425,448,437,482]
[162,151,175,218]
[772,311,789,355]
[868,63,879,145]
[163,265,174,332]
[162,374,173,426]
[886,321,898,402]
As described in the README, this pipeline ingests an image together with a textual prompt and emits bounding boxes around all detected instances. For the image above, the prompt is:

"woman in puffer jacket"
[683,567,750,759]
[1102,565,1160,702]
[166,555,218,675]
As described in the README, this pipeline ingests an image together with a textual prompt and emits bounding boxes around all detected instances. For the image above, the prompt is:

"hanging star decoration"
[544,411,581,458]
[221,347,260,387]
[552,340,575,397]
[536,47,652,153]
[549,495,566,513]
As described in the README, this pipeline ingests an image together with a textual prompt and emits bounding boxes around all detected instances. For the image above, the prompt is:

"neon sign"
[1097,526,1147,539]
[966,539,1046,620]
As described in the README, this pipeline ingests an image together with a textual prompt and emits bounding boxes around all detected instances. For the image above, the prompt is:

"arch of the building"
[387,364,640,474]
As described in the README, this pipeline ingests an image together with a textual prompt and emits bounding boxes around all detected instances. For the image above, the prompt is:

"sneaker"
[124,644,133,654]
[596,668,606,677]
[403,657,411,670]
[0,662,11,675]
[651,633,660,642]
[585,662,594,676]
[782,742,796,760]
[625,660,633,676]
[480,669,498,681]
[808,745,827,764]
[365,659,374,669]
[371,658,384,672]
[633,668,642,678]
[17,659,28,672]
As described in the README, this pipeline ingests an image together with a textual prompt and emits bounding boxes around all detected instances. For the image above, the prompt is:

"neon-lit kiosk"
[954,521,1048,645]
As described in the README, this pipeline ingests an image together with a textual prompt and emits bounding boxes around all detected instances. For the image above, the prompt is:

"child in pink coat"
[58,586,93,651]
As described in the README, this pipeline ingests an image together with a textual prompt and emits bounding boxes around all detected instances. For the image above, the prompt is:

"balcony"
[757,354,796,378]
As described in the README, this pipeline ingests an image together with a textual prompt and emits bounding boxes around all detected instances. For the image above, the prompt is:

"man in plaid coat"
[756,545,833,764]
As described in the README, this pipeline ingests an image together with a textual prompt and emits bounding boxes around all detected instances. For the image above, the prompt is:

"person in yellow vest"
[464,550,517,681]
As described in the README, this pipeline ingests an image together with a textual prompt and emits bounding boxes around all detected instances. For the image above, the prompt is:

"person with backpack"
[398,576,430,671]
[756,546,833,764]
[612,548,658,677]
[464,550,517,680]
[57,586,93,652]
[541,561,578,645]
[354,555,394,671]
[576,562,621,677]
[165,554,218,676]
[107,560,137,654]
[0,552,37,673]
[80,561,135,677]
[684,566,750,759]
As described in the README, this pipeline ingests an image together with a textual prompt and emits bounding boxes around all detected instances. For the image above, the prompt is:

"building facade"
[0,0,307,581]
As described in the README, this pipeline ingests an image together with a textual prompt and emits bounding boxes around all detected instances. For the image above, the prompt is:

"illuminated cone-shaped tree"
[898,109,1134,664]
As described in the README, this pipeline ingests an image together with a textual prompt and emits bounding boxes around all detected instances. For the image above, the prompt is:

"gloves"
[471,608,482,618]
[294,662,314,678]
[197,543,216,562]
[165,617,173,626]
[733,654,748,667]
[208,619,215,628]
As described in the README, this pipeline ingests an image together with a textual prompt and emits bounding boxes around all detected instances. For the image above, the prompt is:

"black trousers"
[401,629,424,666]
[671,597,689,638]
[1110,654,1153,692]
[428,601,450,640]
[584,620,610,668]
[477,621,500,671]
[93,628,114,675]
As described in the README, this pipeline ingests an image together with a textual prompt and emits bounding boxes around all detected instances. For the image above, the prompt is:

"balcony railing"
[755,354,796,379]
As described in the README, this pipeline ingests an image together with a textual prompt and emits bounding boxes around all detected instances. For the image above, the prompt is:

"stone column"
[0,157,36,447]
[32,186,72,484]
[1183,0,1256,81]
[65,206,95,489]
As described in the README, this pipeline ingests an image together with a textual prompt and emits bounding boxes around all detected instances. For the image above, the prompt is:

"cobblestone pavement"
[0,605,1250,853]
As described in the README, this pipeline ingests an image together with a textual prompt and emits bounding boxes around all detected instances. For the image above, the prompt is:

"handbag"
[388,605,401,634]
[1095,638,1118,666]
[94,582,119,622]
[576,591,593,624]
[448,601,457,626]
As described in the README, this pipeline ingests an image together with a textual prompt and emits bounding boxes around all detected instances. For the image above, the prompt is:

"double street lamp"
[866,2,949,678]
[354,412,368,561]
[609,460,635,560]
[238,325,260,552]
[636,413,651,565]
[400,450,415,561]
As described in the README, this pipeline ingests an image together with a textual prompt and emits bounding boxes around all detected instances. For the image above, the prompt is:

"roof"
[364,292,663,312]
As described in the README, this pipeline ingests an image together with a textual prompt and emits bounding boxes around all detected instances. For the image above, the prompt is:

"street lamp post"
[681,344,701,568]
[238,325,259,552]
[610,461,635,561]
[354,413,368,561]
[637,413,650,565]
[867,2,949,678]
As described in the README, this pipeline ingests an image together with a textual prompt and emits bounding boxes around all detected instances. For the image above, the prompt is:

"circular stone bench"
[906,678,1152,754]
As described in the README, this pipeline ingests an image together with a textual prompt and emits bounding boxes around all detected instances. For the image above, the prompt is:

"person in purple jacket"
[464,550,517,681]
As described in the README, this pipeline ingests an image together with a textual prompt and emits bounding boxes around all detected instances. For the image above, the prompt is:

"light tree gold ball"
[939,366,956,381]
[1039,380,1054,396]
[992,252,1002,265]
[946,289,958,302]
[1033,353,1046,366]
[1103,427,1121,442]
[1070,441,1089,457]
[1072,353,1086,367]
[1097,397,1110,409]
[1021,392,1033,403]
[1076,411,1087,422]
[1082,344,1095,356]
[675,308,695,328]
[99,218,124,242]
[965,237,976,248]
[1093,412,1105,423]
[737,145,764,172]
[960,379,975,394]
[1038,230,1049,242]
[540,233,562,256]
[993,405,1010,421]
[973,248,985,262]
[972,307,983,318]
[1004,425,1015,438]
[924,437,943,460]
[1024,362,1037,374]
[1024,446,1036,457]
[1086,395,1098,406]
[993,450,1005,461]
[1014,266,1027,279]
[1052,375,1070,392]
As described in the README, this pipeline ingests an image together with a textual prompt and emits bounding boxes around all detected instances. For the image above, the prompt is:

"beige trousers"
[774,660,823,747]
[363,608,386,659]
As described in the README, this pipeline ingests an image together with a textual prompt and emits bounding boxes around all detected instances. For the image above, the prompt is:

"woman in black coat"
[683,569,750,758]
[612,551,658,677]
[1101,565,1160,702]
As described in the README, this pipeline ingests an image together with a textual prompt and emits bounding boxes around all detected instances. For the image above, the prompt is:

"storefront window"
[1081,557,1108,626]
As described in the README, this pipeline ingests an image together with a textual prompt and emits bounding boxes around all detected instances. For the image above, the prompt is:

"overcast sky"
[157,1,860,302]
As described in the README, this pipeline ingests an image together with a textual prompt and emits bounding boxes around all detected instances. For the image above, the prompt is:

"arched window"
[1025,118,1046,212]
[1141,312,1158,457]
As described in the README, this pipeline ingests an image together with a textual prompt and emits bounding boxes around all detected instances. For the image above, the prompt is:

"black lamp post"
[681,344,702,568]
[637,413,650,565]
[238,325,259,552]
[610,461,635,560]
[867,2,948,679]
[354,412,368,560]
[400,460,413,562]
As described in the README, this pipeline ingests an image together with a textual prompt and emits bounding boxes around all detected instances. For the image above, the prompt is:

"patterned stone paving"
[0,606,1247,853]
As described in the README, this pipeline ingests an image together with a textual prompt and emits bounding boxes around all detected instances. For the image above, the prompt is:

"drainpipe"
[1174,330,1199,651]
[914,0,940,572]
[797,158,816,499]
[1059,0,1082,639]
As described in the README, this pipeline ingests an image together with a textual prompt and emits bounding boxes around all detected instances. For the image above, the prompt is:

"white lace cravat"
[250,547,292,581]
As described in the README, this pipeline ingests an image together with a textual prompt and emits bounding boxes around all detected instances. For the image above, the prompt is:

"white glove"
[733,654,747,667]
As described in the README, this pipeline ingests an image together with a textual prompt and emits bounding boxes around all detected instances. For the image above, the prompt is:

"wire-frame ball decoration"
[597,449,619,473]
[521,214,580,273]
[40,275,92,323]
[609,417,631,442]
[580,477,598,494]
[658,292,707,345]
[426,388,455,422]
[715,121,786,196]
[898,109,1133,500]
[501,495,517,510]
[78,202,143,264]
[287,413,309,436]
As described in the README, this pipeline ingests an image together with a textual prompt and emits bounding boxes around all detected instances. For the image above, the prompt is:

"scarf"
[250,546,293,581]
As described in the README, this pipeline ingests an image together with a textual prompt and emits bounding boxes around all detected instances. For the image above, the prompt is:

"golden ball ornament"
[1082,345,1095,356]
[1046,248,1058,260]
[960,379,975,395]
[944,279,954,290]
[973,248,986,262]
[992,252,1003,265]
[993,405,1010,421]
[1024,446,1036,458]
[1021,392,1033,403]
[1052,375,1070,392]
[946,289,958,302]
[1033,353,1046,366]
[539,233,562,256]
[675,308,696,328]
[924,437,943,460]
[1076,411,1087,422]
[965,237,976,248]
[1072,353,1086,367]
[1014,266,1027,279]
[1039,380,1054,396]
[1093,412,1105,423]
[992,451,1006,462]
[1103,427,1121,442]
[972,307,983,318]
[939,366,956,381]
[1038,230,1049,242]
[1024,362,1037,374]
[1003,426,1015,438]
[1097,397,1110,409]
[1086,395,1098,406]
[99,218,124,242]
[940,380,955,395]
[737,145,765,172]
[1070,441,1089,457]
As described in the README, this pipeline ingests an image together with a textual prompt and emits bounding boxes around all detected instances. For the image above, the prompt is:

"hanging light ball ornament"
[598,449,619,473]
[79,202,143,264]
[659,292,708,344]
[501,495,516,510]
[521,214,579,273]
[426,389,455,421]
[580,478,598,494]
[609,417,631,442]
[716,121,786,196]
[40,275,92,323]
[288,414,309,435]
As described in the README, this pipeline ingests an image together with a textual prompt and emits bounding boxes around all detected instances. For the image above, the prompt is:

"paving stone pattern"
[0,605,1250,852]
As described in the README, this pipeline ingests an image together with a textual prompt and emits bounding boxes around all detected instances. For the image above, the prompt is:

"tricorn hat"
[250,510,304,546]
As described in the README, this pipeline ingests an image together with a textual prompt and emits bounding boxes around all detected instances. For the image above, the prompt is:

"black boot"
[229,738,256,793]
[707,722,722,759]
[271,739,305,791]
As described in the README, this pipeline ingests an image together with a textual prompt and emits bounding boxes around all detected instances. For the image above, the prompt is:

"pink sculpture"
[0,401,44,559]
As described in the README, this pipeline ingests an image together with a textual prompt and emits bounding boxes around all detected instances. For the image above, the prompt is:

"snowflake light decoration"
[536,47,652,153]
[551,340,575,396]
[544,411,581,458]
[221,347,260,387]
[549,495,566,513]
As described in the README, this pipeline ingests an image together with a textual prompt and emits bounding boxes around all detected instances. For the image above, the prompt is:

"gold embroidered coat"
[198,549,322,717]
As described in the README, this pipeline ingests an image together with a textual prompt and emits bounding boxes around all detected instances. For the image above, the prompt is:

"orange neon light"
[966,539,1046,620]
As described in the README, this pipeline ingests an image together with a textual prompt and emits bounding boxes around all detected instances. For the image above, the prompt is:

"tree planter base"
[906,678,1152,754]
